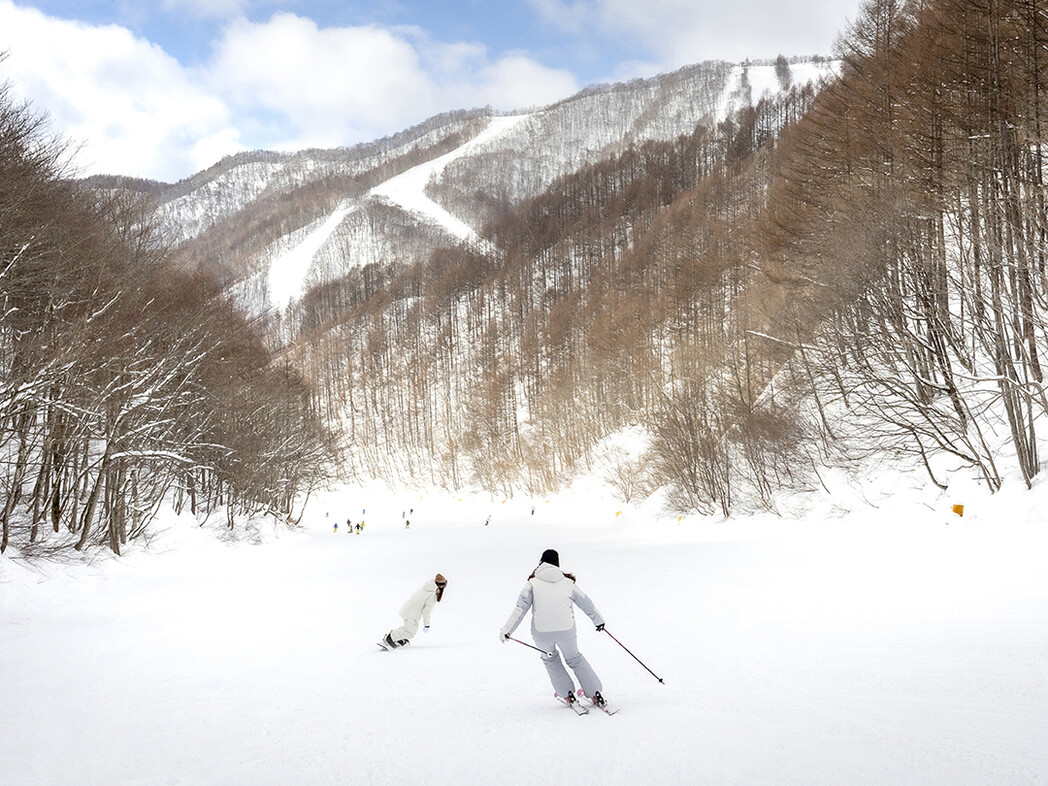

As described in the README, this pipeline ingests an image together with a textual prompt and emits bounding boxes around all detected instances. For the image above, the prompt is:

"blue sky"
[0,0,860,181]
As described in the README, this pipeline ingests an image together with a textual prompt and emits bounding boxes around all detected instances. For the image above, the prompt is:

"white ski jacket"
[399,579,439,627]
[501,562,605,635]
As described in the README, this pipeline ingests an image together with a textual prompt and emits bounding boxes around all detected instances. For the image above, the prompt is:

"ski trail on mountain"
[265,115,525,312]
[269,203,357,311]
[369,114,530,246]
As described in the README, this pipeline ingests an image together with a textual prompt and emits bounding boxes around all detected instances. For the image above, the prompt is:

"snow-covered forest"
[3,0,1048,554]
[0,81,333,555]
[281,0,1048,514]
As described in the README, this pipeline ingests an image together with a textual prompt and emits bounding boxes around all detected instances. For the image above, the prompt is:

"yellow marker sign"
[952,504,964,517]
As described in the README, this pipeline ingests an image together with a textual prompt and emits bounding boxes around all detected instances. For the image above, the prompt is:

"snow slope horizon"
[2,464,1046,785]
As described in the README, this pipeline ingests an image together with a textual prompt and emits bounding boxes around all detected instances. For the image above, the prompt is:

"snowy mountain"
[132,58,835,316]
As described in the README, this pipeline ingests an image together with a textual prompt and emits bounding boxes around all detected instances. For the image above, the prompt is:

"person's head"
[435,573,447,601]
[529,549,575,582]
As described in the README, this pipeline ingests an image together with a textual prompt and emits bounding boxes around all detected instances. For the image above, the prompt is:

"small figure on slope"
[380,573,447,650]
[499,549,613,714]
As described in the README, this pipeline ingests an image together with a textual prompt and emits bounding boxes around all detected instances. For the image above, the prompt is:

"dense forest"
[0,80,333,554]
[284,0,1048,513]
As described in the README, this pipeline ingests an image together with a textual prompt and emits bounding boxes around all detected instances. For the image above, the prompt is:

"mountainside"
[247,0,1048,512]
[136,58,836,316]
[7,0,1047,558]
[70,0,1048,520]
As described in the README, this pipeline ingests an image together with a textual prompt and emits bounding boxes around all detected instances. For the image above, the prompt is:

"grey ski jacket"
[501,562,605,636]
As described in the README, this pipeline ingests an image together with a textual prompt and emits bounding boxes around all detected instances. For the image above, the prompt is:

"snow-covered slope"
[145,58,835,315]
[431,59,837,220]
[369,114,530,248]
[2,467,1045,785]
[268,203,360,310]
[715,61,838,120]
[153,112,489,245]
[253,115,528,313]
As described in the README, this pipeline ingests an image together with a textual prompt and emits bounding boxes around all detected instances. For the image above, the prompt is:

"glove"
[499,631,508,643]
[595,623,605,632]
[424,626,430,633]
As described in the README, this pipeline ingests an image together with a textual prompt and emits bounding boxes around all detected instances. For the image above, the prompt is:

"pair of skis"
[555,689,619,716]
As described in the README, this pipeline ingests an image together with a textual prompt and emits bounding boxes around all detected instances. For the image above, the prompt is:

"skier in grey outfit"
[499,549,611,711]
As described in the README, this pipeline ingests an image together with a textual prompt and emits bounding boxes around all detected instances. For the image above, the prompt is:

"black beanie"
[540,548,560,567]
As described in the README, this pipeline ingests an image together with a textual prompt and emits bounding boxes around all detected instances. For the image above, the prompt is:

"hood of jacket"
[533,562,566,583]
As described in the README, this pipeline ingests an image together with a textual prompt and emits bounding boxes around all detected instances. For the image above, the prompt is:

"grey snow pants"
[533,627,602,699]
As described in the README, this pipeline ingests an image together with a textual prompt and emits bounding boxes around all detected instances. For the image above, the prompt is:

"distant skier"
[499,549,611,713]
[380,574,447,650]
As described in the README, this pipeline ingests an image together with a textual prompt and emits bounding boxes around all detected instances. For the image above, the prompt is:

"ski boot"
[582,689,619,715]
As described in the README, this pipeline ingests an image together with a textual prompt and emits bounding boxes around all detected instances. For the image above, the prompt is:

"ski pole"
[602,628,665,684]
[506,635,553,657]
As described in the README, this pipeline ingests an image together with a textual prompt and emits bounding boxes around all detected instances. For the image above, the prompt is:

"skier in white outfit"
[382,573,447,649]
[499,549,611,711]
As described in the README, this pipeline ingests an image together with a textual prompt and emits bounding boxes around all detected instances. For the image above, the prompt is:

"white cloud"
[469,54,579,110]
[206,14,578,152]
[0,0,242,181]
[527,0,855,66]
[208,14,435,148]
[0,4,580,180]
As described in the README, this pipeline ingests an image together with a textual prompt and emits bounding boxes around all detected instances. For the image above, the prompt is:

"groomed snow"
[368,114,530,248]
[1,469,1046,785]
[268,203,357,311]
[264,115,527,311]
